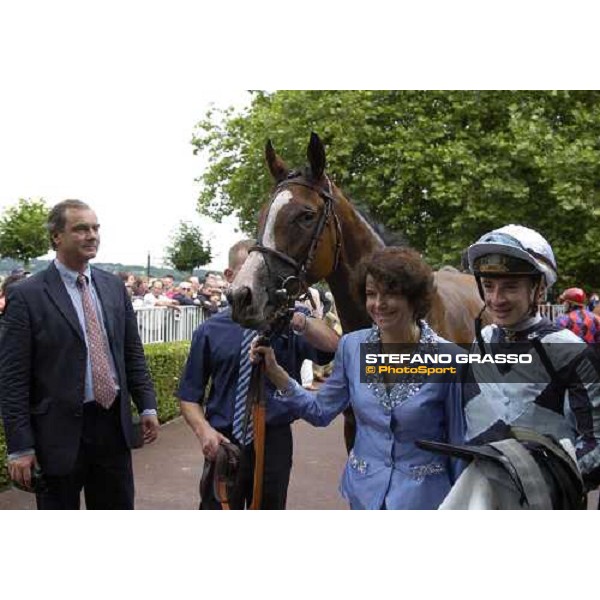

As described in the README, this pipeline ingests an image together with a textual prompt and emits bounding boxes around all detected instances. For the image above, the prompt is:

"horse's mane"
[289,167,407,247]
[352,200,407,248]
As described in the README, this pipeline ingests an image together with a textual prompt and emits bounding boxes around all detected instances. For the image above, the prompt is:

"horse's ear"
[307,132,326,181]
[265,139,288,183]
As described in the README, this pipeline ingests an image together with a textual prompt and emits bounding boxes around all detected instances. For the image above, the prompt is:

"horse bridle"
[238,173,344,510]
[249,172,342,311]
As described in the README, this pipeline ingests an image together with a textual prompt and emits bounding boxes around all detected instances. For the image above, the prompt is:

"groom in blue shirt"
[177,239,339,509]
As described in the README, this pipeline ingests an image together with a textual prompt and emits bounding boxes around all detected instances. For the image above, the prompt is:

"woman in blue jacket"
[251,247,466,509]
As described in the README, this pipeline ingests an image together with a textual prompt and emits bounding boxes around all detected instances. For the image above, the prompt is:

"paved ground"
[1,415,597,510]
[0,415,348,510]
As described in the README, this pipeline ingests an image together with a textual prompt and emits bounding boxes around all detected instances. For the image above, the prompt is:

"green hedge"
[143,341,190,423]
[0,341,191,491]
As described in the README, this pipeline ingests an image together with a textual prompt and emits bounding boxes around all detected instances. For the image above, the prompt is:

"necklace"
[380,322,420,344]
[365,320,441,409]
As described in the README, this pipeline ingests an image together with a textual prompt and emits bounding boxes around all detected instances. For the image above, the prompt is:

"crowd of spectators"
[0,268,231,320]
[0,268,31,318]
[116,271,229,317]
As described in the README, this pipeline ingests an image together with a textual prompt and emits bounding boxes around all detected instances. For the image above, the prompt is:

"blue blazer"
[0,263,157,476]
[279,327,466,509]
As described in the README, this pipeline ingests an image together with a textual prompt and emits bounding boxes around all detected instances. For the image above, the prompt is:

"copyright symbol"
[366,366,376,374]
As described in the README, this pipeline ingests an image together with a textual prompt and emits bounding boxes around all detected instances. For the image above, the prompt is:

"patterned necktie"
[232,328,255,445]
[77,274,117,409]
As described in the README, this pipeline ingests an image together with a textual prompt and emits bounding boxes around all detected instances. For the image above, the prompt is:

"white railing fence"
[538,304,566,322]
[135,304,568,345]
[135,306,206,344]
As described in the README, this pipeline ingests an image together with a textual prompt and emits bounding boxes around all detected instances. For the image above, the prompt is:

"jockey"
[469,224,557,340]
[560,287,586,308]
[555,287,600,344]
[432,225,600,508]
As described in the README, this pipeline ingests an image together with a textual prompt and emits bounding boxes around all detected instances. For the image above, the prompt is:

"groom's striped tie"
[232,328,255,445]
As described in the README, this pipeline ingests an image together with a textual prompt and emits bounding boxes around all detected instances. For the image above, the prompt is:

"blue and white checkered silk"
[232,328,255,445]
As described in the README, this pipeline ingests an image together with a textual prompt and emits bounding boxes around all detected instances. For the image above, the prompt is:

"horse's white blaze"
[263,190,293,249]
[234,250,266,291]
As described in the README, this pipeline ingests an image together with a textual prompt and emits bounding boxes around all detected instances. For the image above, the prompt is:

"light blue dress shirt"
[54,259,119,403]
[53,260,156,416]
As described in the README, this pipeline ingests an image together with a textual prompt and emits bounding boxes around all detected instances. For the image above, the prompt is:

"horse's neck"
[326,198,384,333]
[327,266,369,333]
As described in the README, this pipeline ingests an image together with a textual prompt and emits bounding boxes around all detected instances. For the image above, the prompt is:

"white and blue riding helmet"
[467,224,557,289]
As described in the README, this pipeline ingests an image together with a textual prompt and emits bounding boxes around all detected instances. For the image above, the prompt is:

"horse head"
[231,133,342,329]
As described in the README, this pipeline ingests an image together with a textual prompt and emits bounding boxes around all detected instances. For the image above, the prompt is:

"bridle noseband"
[249,172,342,313]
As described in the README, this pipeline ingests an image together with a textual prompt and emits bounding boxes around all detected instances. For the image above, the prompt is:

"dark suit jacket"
[0,263,157,476]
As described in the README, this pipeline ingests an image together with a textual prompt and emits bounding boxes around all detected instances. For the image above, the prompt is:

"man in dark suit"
[0,199,159,509]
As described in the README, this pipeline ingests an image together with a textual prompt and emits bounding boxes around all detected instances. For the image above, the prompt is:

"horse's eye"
[298,211,316,225]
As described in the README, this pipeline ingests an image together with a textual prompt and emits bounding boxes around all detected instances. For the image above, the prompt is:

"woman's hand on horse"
[249,342,277,369]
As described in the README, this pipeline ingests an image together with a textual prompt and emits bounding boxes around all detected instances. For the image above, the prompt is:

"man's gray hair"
[47,199,91,249]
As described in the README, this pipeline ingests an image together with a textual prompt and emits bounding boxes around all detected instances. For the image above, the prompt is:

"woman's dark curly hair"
[353,247,435,321]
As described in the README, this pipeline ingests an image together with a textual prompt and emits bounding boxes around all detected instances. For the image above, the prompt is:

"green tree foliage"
[192,90,600,291]
[165,221,212,274]
[0,198,50,267]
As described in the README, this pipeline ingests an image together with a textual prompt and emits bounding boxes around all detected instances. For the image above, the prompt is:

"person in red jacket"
[555,287,600,344]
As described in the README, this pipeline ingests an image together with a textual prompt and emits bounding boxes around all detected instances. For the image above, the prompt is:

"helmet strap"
[475,275,485,303]
[529,276,544,317]
[474,304,488,355]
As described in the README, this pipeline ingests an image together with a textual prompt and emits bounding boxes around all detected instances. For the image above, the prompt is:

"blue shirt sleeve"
[293,328,335,365]
[275,335,350,426]
[177,325,211,404]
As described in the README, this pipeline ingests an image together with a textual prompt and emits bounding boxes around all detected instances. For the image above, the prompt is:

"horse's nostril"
[232,286,252,313]
[231,287,255,325]
[240,286,251,305]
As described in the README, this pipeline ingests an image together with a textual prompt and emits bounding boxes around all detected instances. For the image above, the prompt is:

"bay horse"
[231,132,483,342]
[231,133,484,449]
